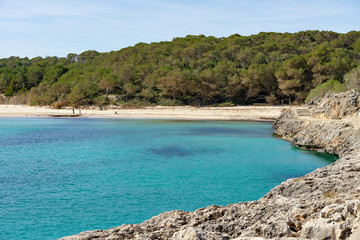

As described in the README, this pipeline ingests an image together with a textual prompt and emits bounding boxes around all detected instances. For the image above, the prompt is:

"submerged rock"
[60,91,360,240]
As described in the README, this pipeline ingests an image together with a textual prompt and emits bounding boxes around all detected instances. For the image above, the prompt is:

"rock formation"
[307,90,360,119]
[60,90,360,240]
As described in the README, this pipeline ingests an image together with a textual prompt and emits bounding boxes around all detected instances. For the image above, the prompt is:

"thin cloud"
[0,0,359,58]
[237,0,354,21]
[0,0,108,18]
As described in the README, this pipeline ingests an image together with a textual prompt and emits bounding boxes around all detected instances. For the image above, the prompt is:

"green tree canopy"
[0,31,360,106]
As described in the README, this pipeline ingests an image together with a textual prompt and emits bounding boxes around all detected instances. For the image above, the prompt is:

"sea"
[0,118,337,240]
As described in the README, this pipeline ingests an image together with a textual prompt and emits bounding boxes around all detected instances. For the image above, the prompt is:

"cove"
[0,118,337,240]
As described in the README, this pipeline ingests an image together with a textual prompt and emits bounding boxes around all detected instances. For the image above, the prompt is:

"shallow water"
[0,118,337,239]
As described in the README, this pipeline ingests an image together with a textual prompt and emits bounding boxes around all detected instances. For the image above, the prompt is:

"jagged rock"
[171,227,229,240]
[300,218,337,240]
[60,91,360,240]
[349,225,360,240]
[308,90,360,119]
[300,200,360,239]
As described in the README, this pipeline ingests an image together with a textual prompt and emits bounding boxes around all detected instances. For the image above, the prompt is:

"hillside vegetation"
[1,31,360,107]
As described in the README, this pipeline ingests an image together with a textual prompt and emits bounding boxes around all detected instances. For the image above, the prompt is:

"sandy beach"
[0,105,289,121]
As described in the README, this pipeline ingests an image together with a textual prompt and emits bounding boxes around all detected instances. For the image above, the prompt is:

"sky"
[0,0,359,59]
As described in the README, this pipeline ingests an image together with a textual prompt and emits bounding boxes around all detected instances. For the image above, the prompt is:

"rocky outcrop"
[307,90,360,119]
[268,96,360,239]
[60,91,360,240]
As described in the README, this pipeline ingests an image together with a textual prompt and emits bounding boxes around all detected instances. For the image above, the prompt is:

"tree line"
[1,30,360,107]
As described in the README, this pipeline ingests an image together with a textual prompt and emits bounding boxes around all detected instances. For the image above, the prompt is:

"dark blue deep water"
[0,118,337,239]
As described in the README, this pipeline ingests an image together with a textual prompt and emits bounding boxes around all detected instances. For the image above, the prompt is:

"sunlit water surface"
[0,118,337,239]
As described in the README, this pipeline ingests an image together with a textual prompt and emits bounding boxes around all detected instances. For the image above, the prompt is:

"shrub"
[217,101,236,107]
[265,94,279,105]
[120,99,154,108]
[53,101,67,109]
[305,80,345,103]
[344,66,360,91]
[157,98,183,106]
[94,95,110,106]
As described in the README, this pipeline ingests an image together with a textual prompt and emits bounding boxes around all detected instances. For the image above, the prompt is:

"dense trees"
[1,31,360,106]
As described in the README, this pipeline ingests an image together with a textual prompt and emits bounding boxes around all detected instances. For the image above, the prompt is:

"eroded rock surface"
[60,91,360,240]
[307,90,360,119]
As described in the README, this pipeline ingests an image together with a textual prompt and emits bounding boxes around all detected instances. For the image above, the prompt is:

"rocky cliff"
[60,91,360,240]
[307,90,360,119]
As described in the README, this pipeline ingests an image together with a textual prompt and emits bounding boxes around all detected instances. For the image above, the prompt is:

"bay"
[0,118,337,239]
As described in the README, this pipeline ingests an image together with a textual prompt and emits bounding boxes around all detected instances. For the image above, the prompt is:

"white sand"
[0,105,289,121]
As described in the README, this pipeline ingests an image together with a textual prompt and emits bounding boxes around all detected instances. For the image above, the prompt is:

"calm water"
[0,118,337,240]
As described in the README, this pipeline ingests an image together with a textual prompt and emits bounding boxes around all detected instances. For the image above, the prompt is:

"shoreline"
[60,91,360,240]
[0,104,289,121]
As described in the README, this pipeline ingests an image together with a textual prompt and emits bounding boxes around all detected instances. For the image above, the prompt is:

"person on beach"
[72,108,75,114]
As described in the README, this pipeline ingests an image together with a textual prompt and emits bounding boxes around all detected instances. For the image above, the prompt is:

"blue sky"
[0,0,359,59]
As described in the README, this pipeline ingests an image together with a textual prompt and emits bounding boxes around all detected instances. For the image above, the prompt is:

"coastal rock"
[171,227,229,240]
[60,91,360,240]
[300,200,360,239]
[308,90,360,119]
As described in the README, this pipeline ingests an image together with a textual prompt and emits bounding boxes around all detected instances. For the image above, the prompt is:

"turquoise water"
[0,118,337,240]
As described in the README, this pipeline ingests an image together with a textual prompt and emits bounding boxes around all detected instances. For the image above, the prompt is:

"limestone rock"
[171,227,229,240]
[308,90,360,119]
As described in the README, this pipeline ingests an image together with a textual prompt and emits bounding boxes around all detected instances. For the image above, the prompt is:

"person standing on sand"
[72,108,75,114]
